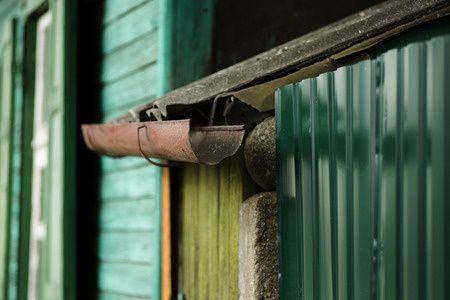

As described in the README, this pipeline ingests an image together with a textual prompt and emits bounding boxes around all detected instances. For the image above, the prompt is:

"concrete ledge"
[239,192,278,299]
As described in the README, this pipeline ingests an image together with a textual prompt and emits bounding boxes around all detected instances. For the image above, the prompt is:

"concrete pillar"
[239,192,278,299]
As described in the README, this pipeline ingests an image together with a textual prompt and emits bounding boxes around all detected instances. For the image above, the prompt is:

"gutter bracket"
[137,125,172,168]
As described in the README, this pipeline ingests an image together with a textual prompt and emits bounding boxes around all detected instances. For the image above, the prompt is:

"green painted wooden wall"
[0,17,15,300]
[98,0,168,298]
[168,0,215,89]
[0,0,77,299]
[178,154,257,299]
[6,19,23,300]
[0,3,26,299]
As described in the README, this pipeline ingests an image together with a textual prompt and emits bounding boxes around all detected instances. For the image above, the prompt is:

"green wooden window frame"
[0,18,16,300]
[0,1,76,299]
[17,0,77,299]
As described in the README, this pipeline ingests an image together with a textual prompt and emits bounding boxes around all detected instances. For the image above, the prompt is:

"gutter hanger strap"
[137,125,172,168]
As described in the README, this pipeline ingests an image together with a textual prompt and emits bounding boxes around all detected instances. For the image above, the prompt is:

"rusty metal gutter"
[81,120,245,165]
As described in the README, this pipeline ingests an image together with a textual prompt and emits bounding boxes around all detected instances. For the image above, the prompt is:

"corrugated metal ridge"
[81,120,245,165]
[111,0,450,123]
[276,30,450,299]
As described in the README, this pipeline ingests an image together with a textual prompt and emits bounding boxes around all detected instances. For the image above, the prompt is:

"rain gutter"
[82,120,245,165]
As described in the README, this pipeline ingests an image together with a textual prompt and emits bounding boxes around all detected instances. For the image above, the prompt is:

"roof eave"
[111,0,450,123]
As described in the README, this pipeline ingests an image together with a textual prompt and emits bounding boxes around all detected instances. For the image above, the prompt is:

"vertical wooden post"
[162,167,172,300]
[0,19,14,300]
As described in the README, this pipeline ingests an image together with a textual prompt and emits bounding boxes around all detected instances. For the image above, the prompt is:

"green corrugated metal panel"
[276,32,450,300]
[98,0,165,299]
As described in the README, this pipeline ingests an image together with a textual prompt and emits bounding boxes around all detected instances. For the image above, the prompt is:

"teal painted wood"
[276,29,450,300]
[101,64,158,115]
[102,0,159,54]
[99,232,156,263]
[101,31,159,84]
[99,263,155,297]
[103,0,149,25]
[2,1,80,298]
[0,14,23,300]
[100,165,160,199]
[169,0,214,88]
[6,18,23,300]
[100,200,156,230]
[99,0,166,298]
[101,156,148,173]
[0,18,15,300]
[98,292,150,300]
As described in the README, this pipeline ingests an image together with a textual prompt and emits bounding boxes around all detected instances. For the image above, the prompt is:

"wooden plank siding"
[102,0,159,54]
[178,153,257,299]
[0,0,78,297]
[0,18,15,300]
[7,19,24,300]
[98,0,165,299]
[103,0,149,25]
[0,13,24,300]
[0,0,77,298]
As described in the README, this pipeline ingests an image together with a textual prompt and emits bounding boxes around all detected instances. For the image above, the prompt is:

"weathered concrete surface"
[239,192,278,300]
[244,117,276,190]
